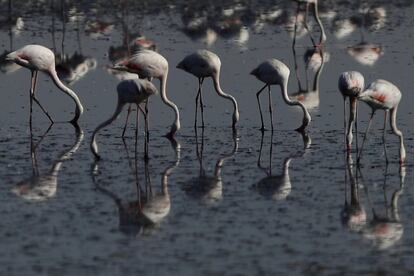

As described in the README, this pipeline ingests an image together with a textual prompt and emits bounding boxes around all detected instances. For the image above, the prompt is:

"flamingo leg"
[343,96,347,151]
[357,111,375,164]
[355,100,359,157]
[268,85,274,131]
[135,105,139,149]
[145,100,149,143]
[194,78,201,129]
[138,104,149,161]
[199,77,205,128]
[31,71,54,124]
[29,70,35,126]
[347,97,357,152]
[256,84,268,132]
[122,104,132,137]
[383,110,389,164]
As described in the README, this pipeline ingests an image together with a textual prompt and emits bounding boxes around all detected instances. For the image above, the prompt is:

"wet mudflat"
[1,0,414,275]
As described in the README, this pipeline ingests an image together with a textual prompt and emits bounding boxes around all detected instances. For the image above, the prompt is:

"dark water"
[1,0,414,274]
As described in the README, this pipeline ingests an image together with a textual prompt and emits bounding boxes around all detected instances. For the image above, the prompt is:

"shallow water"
[1,0,414,275]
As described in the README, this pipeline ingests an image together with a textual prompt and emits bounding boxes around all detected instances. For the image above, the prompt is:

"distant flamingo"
[112,49,180,138]
[338,71,365,151]
[90,79,158,160]
[357,79,406,164]
[293,0,326,47]
[251,58,311,132]
[176,49,240,130]
[5,44,84,124]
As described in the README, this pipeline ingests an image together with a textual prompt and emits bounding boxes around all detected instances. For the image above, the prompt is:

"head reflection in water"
[183,129,238,205]
[252,131,310,201]
[12,124,84,201]
[92,138,180,237]
[341,159,406,250]
[341,155,367,232]
[362,166,406,250]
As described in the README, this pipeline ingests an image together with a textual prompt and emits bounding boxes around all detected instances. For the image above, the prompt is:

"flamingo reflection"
[341,154,367,232]
[362,166,406,250]
[252,130,310,200]
[12,124,84,201]
[183,129,238,205]
[92,138,180,236]
[290,46,327,110]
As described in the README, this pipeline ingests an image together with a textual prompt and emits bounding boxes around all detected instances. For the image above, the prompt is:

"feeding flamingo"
[338,71,365,151]
[90,78,158,161]
[251,58,311,132]
[112,49,180,139]
[5,44,84,124]
[176,49,240,130]
[357,79,406,165]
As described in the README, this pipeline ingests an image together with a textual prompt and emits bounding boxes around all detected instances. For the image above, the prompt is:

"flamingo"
[338,71,365,151]
[292,0,326,47]
[112,49,180,138]
[357,80,406,165]
[5,44,84,124]
[251,58,311,132]
[176,49,240,130]
[90,78,158,160]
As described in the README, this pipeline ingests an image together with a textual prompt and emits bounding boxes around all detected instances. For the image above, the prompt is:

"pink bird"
[357,79,406,165]
[251,58,311,132]
[5,44,84,124]
[113,49,180,139]
[90,79,158,161]
[338,71,365,151]
[176,49,240,130]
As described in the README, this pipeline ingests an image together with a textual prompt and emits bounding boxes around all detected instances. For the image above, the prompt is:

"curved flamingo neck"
[281,78,311,130]
[50,125,84,175]
[90,101,124,160]
[390,105,406,163]
[313,51,325,91]
[161,139,181,195]
[49,68,84,123]
[313,2,326,44]
[212,72,240,128]
[346,97,357,147]
[160,74,180,136]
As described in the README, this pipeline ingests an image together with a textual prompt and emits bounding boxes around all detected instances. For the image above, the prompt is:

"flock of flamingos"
[4,0,406,168]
